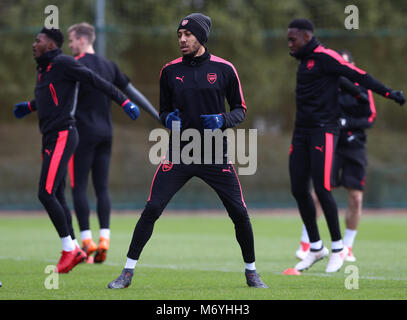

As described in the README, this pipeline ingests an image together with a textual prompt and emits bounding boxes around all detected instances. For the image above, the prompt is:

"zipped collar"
[182,48,210,66]
[290,37,320,60]
[36,48,62,71]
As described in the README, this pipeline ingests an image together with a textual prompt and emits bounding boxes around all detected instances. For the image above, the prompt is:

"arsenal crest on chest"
[307,59,315,70]
[207,73,217,84]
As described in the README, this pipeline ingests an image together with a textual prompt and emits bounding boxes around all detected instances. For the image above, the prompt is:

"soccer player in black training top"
[108,13,268,289]
[295,50,378,263]
[287,19,405,273]
[13,27,140,273]
[67,23,159,264]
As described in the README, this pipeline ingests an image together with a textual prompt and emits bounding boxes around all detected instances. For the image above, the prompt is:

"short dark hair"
[40,27,64,48]
[288,18,314,32]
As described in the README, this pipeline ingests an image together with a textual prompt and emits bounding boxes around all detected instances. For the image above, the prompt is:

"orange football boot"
[82,238,97,255]
[82,238,97,264]
[94,237,110,263]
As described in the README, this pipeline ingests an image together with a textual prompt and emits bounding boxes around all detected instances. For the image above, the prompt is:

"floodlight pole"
[95,0,106,56]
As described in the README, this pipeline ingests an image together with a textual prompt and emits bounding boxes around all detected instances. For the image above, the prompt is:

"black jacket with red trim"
[159,49,247,162]
[159,49,246,131]
[338,79,376,146]
[74,53,130,137]
[29,49,128,135]
[291,37,390,129]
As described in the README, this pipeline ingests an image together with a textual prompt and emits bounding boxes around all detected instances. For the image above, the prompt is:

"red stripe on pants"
[324,133,334,191]
[68,154,75,189]
[230,161,247,209]
[147,162,163,201]
[46,130,68,194]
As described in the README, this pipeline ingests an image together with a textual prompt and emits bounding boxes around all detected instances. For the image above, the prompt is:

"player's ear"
[47,39,57,51]
[304,30,313,42]
[80,36,88,46]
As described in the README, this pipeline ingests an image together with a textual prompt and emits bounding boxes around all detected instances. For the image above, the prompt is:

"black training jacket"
[159,49,247,162]
[291,37,389,129]
[28,49,128,135]
[75,53,130,137]
[159,49,246,131]
[338,79,376,146]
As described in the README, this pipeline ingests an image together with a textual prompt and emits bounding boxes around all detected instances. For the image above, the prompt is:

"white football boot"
[295,246,329,271]
[345,246,356,262]
[325,247,349,273]
[295,242,310,260]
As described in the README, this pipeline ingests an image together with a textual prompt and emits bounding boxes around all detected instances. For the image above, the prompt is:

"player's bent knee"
[228,206,250,223]
[141,201,165,222]
[350,191,363,203]
[314,185,331,198]
[38,188,54,205]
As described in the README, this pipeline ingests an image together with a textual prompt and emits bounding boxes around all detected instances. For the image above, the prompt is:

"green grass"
[0,213,406,300]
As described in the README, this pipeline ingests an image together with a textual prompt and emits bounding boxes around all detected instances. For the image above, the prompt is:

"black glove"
[357,92,369,104]
[387,90,406,106]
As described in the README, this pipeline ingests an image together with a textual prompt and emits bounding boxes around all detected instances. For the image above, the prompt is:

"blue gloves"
[164,111,224,131]
[165,109,182,131]
[200,114,224,130]
[14,102,32,119]
[122,100,140,120]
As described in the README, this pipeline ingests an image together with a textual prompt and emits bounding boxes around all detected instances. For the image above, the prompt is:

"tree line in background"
[1,0,406,132]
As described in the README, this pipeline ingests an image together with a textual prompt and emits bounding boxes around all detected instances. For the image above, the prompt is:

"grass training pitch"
[0,210,406,300]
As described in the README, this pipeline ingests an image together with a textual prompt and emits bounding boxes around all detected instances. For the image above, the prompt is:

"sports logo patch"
[162,160,173,172]
[181,19,189,26]
[307,59,315,70]
[315,145,324,153]
[207,73,217,84]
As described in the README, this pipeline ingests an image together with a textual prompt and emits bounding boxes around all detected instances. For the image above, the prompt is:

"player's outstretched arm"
[339,77,369,104]
[124,83,160,123]
[320,49,405,106]
[61,56,140,120]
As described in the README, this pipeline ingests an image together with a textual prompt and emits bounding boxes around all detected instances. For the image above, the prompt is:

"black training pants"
[289,127,342,243]
[69,134,112,231]
[38,125,78,239]
[127,160,255,263]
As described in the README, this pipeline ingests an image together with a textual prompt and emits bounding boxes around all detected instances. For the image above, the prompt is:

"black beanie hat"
[177,13,211,45]
[288,18,314,32]
[40,27,64,48]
